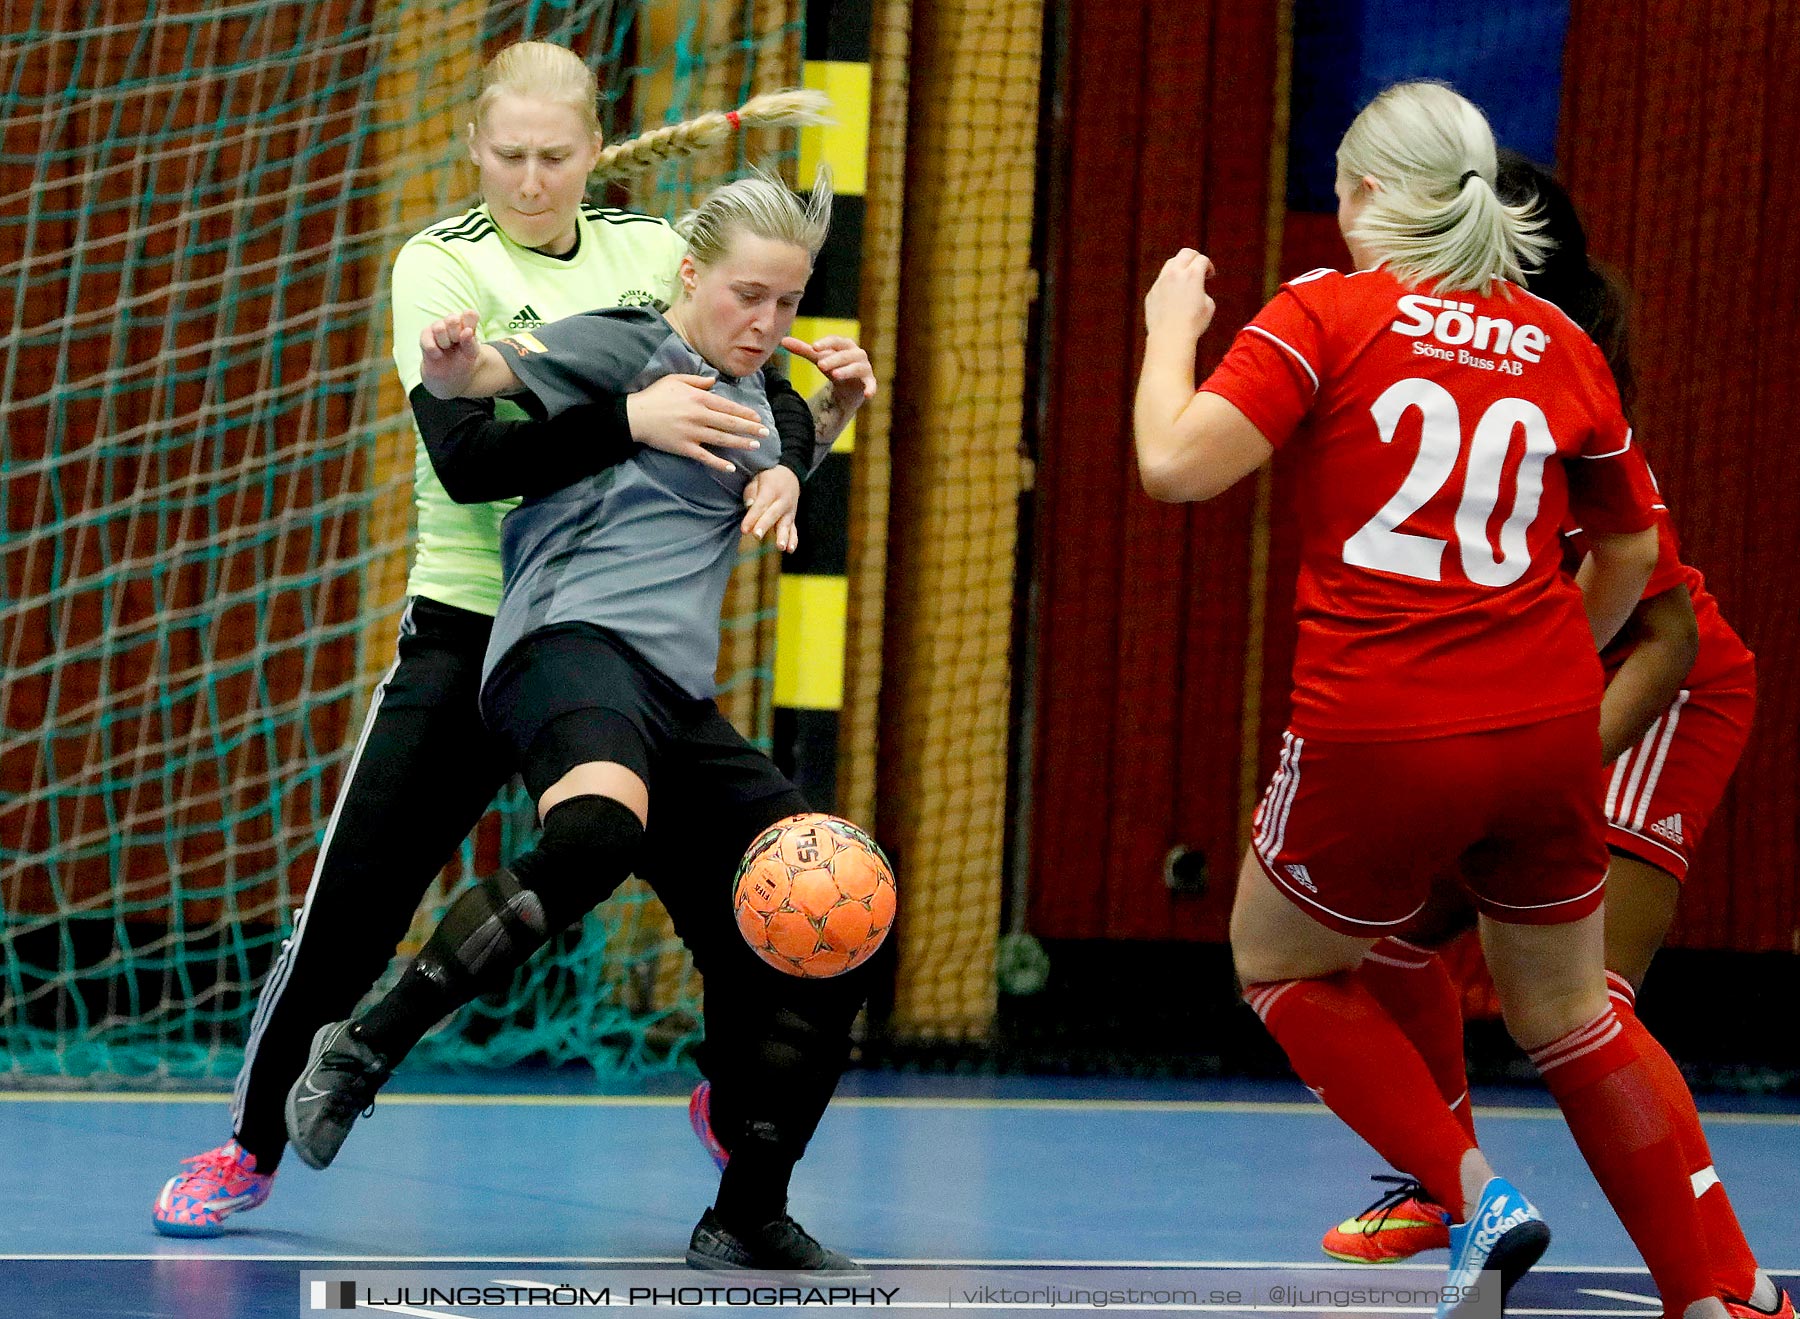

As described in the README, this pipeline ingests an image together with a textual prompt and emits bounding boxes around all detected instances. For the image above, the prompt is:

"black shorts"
[482,622,797,813]
[483,622,857,1052]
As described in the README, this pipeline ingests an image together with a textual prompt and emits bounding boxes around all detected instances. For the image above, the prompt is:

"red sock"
[1362,938,1476,1143]
[1608,973,1761,1302]
[1529,1006,1717,1314]
[1247,973,1475,1217]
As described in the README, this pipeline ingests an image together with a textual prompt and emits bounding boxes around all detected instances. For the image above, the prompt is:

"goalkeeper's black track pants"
[231,595,510,1169]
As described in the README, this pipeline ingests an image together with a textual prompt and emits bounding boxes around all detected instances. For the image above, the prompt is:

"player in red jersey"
[1136,82,1734,1319]
[1317,152,1786,1319]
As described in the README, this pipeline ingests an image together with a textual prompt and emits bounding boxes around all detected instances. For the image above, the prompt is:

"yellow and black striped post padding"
[772,0,872,810]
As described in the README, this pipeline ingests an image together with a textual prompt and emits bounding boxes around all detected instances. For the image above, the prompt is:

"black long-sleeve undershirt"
[769,376,816,480]
[412,373,817,506]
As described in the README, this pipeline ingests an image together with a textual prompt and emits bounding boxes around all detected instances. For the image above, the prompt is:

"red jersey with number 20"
[1201,266,1660,741]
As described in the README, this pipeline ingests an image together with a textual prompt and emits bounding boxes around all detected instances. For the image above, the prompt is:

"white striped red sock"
[1529,1006,1719,1312]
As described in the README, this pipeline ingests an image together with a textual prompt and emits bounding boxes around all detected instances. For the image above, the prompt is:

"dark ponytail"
[1494,149,1636,413]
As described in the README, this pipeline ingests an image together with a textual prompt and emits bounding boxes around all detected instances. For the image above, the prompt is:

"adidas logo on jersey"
[507,305,544,330]
[1649,813,1685,844]
[1285,863,1318,893]
[1390,293,1549,367]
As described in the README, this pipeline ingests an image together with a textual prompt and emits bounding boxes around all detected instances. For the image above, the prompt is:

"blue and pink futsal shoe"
[151,1139,275,1237]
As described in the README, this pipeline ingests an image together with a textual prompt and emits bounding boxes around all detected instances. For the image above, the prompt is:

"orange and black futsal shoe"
[1322,1174,1453,1263]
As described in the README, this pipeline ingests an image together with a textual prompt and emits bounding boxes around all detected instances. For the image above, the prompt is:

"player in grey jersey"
[285,168,883,1273]
[479,302,802,702]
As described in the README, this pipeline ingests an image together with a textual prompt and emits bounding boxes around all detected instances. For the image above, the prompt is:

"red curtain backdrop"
[1555,0,1800,950]
[1028,0,1283,941]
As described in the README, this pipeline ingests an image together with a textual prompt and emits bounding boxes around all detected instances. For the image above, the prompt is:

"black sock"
[714,1121,798,1233]
[233,1129,284,1175]
[704,1000,860,1234]
[353,958,459,1061]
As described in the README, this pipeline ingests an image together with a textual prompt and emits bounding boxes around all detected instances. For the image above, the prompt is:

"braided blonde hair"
[469,43,828,199]
[593,90,831,180]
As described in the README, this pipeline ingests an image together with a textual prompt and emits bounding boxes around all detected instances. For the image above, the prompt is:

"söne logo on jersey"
[1390,294,1550,366]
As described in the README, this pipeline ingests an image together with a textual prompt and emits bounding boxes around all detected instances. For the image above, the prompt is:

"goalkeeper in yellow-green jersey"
[152,41,864,1251]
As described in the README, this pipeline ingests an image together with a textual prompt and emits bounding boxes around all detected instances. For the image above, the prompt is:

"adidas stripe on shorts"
[1604,682,1755,881]
[1251,712,1611,936]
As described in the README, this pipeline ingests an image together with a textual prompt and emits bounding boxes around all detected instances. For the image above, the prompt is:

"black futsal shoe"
[685,1207,863,1273]
[283,1020,392,1170]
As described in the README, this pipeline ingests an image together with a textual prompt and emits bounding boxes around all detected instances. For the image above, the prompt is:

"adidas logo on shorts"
[1285,863,1318,893]
[507,305,544,330]
[1649,813,1685,844]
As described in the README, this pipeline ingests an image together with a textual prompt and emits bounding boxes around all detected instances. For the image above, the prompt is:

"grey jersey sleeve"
[491,307,665,418]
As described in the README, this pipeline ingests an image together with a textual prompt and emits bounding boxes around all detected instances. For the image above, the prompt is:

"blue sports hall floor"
[2,1073,1793,1318]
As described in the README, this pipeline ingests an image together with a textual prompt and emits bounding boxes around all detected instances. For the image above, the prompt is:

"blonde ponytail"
[592,90,831,180]
[1337,81,1549,295]
[469,47,827,185]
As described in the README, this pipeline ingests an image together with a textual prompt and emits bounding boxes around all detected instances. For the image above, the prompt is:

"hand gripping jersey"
[482,307,785,701]
[1202,267,1660,741]
[391,203,688,616]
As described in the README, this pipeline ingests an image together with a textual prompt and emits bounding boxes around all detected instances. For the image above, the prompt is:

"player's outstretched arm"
[412,391,633,504]
[1135,249,1273,503]
[419,310,521,399]
[413,371,777,504]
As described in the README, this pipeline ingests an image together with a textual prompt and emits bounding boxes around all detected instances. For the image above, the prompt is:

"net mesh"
[0,0,799,1081]
[831,0,908,836]
[876,0,1041,1040]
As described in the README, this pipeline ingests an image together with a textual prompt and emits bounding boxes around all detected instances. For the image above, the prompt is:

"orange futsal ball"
[732,813,896,977]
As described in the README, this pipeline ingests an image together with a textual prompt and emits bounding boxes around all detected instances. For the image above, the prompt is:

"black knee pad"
[510,794,645,934]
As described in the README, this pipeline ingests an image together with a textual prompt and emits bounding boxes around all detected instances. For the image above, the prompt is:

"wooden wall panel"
[1,2,373,924]
[876,0,1042,1034]
[1737,2,1800,955]
[1102,11,1214,941]
[1161,1,1283,942]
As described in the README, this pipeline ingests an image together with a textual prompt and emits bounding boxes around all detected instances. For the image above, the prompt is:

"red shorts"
[1252,712,1610,936]
[1603,682,1754,881]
